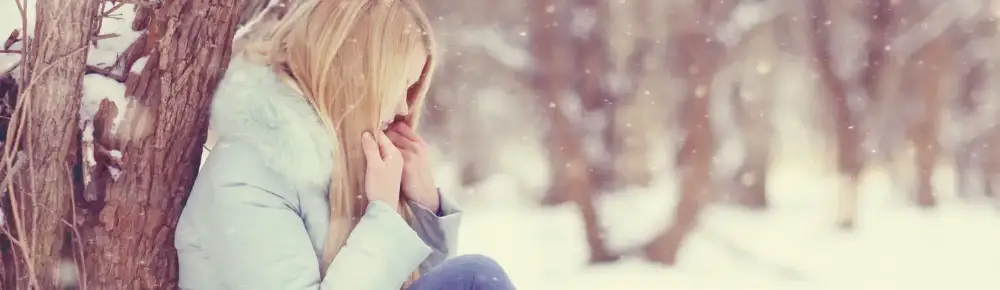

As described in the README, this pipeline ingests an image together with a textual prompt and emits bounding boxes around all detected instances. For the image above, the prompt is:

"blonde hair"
[238,0,436,282]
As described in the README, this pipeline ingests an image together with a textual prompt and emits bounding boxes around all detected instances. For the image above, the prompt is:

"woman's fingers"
[386,130,415,150]
[391,122,425,144]
[361,131,382,164]
[376,131,401,162]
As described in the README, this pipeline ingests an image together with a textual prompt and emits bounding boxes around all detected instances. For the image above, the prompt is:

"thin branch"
[114,0,160,8]
[102,2,127,17]
[63,167,87,290]
[2,29,18,50]
[6,0,39,287]
[92,33,120,41]
[0,151,27,199]
[86,65,127,83]
[2,41,88,289]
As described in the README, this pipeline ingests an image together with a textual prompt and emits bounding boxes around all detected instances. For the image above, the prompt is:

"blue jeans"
[408,254,515,290]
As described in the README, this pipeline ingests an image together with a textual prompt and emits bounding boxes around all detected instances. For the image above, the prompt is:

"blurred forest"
[0,0,999,289]
[412,0,1000,265]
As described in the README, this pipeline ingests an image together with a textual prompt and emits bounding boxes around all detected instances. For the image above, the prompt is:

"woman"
[175,0,514,289]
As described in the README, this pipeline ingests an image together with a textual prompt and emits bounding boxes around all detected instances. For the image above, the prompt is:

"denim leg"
[407,254,515,290]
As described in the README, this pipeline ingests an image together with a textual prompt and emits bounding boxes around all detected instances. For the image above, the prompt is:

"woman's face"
[379,48,427,131]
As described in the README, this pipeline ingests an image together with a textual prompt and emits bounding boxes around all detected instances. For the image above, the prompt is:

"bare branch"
[113,0,159,8]
[92,33,120,41]
[0,151,27,199]
[3,30,18,50]
[85,65,127,83]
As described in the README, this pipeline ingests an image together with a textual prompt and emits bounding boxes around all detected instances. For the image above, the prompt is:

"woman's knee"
[445,254,513,289]
[448,254,504,272]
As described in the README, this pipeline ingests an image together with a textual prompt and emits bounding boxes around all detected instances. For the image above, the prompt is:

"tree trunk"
[644,0,728,265]
[529,0,618,263]
[570,0,619,193]
[75,0,240,288]
[906,35,950,208]
[807,0,863,230]
[727,20,780,210]
[860,0,892,102]
[644,31,720,265]
[2,0,100,288]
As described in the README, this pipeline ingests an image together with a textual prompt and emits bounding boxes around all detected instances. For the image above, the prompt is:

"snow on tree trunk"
[1,0,100,288]
[644,0,730,266]
[529,0,618,263]
[75,0,240,288]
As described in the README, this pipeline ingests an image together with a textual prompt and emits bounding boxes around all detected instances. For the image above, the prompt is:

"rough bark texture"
[2,0,99,288]
[75,0,240,288]
[644,0,729,265]
[529,0,618,263]
[807,0,862,229]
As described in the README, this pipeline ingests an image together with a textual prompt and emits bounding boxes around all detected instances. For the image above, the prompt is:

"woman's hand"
[361,131,404,210]
[386,123,440,212]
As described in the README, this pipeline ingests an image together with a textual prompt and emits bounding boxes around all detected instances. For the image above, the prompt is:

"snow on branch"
[78,1,149,185]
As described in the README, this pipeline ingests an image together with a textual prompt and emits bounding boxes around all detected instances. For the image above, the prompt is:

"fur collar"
[209,57,335,189]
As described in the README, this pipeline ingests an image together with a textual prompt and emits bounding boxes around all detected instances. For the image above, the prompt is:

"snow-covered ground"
[451,167,1000,290]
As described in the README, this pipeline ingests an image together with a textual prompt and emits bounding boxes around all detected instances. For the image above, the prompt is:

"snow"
[1,1,139,183]
[454,163,1000,290]
[444,53,1000,289]
[87,3,143,69]
[80,74,129,134]
[0,0,34,73]
[131,56,149,74]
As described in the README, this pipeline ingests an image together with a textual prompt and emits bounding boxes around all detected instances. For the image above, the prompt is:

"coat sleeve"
[199,182,432,290]
[407,190,463,273]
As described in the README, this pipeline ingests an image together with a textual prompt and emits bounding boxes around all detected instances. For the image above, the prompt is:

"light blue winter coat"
[175,57,462,290]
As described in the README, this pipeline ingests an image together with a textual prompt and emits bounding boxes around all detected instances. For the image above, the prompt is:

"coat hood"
[209,57,335,189]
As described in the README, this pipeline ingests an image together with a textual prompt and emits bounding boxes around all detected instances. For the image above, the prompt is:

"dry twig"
[0,151,26,199]
[86,65,127,83]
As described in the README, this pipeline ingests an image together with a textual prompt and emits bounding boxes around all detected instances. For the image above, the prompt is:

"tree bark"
[2,0,100,288]
[75,0,240,288]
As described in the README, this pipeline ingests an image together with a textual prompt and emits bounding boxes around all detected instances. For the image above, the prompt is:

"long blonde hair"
[238,0,436,281]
